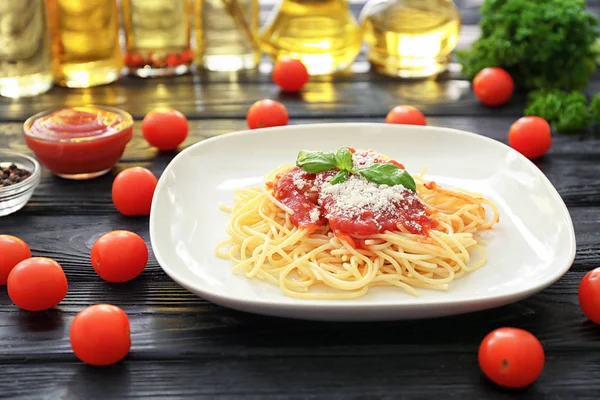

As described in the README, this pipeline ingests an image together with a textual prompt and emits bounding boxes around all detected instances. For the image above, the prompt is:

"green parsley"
[457,0,599,91]
[525,90,592,132]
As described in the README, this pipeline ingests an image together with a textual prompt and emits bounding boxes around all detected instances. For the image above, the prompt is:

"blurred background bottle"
[0,1,53,98]
[46,0,122,87]
[360,0,461,78]
[194,0,261,71]
[260,0,362,75]
[121,0,193,77]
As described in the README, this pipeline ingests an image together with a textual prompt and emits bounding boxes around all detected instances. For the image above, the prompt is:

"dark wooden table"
[2,1,600,399]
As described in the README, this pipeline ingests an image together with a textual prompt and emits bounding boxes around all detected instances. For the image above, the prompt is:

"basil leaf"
[296,150,337,173]
[334,147,353,171]
[357,164,417,192]
[330,170,349,185]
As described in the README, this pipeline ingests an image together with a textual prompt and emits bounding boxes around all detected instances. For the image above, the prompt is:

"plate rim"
[149,122,577,313]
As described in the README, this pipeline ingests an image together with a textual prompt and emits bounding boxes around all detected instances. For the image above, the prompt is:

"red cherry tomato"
[385,105,427,126]
[112,167,158,216]
[125,53,145,68]
[7,257,68,311]
[579,267,600,324]
[478,327,545,388]
[70,304,131,366]
[272,57,309,92]
[246,99,289,129]
[142,108,189,151]
[91,230,148,283]
[0,235,31,285]
[508,116,552,159]
[473,67,514,107]
[179,50,194,64]
[166,54,180,67]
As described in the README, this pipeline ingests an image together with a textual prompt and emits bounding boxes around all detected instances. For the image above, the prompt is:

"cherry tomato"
[70,304,131,366]
[142,108,189,151]
[91,230,148,283]
[473,67,514,107]
[112,167,158,216]
[0,235,31,285]
[246,99,289,129]
[272,57,309,92]
[125,53,145,67]
[179,50,194,64]
[166,54,180,67]
[508,116,552,159]
[385,105,427,126]
[7,257,68,311]
[478,327,545,388]
[579,267,600,324]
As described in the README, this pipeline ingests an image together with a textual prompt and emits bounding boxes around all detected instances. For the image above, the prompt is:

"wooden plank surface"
[2,1,600,398]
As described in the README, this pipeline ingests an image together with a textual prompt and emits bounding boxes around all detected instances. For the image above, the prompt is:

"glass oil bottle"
[194,0,261,71]
[46,0,123,87]
[260,0,362,76]
[359,0,461,78]
[0,0,53,97]
[121,0,193,77]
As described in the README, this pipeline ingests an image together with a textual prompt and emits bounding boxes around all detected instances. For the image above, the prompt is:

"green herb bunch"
[524,90,600,132]
[457,0,600,132]
[457,0,599,91]
[296,148,416,191]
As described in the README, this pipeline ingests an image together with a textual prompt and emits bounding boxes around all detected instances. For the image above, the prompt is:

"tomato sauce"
[272,167,325,229]
[23,106,133,178]
[272,154,437,245]
[320,191,435,237]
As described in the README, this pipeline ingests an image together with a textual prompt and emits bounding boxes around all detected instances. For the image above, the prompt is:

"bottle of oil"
[121,0,193,77]
[359,0,461,78]
[194,0,261,71]
[260,0,362,75]
[0,1,53,98]
[46,0,123,87]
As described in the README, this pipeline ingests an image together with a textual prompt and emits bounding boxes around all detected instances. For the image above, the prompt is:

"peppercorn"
[0,163,31,188]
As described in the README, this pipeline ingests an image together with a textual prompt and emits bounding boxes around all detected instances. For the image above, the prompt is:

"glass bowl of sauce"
[23,105,134,180]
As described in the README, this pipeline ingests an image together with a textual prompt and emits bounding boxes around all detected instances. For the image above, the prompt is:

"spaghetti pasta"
[216,148,499,299]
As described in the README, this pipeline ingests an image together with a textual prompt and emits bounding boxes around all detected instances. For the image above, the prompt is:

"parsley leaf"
[525,90,592,132]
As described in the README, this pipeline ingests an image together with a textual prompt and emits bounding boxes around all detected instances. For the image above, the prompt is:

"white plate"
[149,123,576,321]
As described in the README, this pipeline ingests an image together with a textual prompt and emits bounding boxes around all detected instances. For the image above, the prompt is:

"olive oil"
[121,0,192,77]
[360,0,461,78]
[260,0,362,75]
[0,1,53,98]
[46,0,123,87]
[194,0,261,71]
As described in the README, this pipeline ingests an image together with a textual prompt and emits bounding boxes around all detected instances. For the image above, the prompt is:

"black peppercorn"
[0,163,31,188]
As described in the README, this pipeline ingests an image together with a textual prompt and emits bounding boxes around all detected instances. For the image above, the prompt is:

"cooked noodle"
[216,163,499,300]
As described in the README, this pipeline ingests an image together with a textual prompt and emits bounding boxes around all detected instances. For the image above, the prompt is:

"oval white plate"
[149,123,576,321]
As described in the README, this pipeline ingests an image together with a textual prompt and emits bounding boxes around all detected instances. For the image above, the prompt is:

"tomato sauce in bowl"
[23,106,133,179]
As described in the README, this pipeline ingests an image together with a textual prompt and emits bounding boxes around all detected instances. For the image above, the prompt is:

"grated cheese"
[317,172,425,231]
[320,175,409,213]
[352,149,383,168]
[309,207,320,223]
[292,171,308,190]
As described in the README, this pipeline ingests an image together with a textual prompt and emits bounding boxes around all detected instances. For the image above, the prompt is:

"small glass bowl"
[23,105,134,180]
[0,151,41,217]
